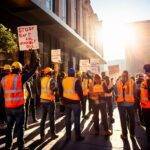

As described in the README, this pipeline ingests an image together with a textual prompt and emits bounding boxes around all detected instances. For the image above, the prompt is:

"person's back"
[62,68,84,142]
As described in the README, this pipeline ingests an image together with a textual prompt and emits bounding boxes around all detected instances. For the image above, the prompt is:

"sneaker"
[76,136,85,142]
[51,133,58,139]
[121,134,127,140]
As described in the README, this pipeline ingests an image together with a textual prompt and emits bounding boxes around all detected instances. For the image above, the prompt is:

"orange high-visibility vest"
[40,76,55,101]
[62,77,80,100]
[89,84,104,101]
[1,74,25,108]
[116,79,135,103]
[82,78,89,96]
[140,79,150,108]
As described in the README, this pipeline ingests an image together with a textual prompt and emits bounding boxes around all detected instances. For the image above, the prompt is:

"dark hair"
[123,70,128,75]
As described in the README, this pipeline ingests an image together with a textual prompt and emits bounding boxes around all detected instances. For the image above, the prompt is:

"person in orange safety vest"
[140,64,150,143]
[89,74,112,136]
[62,68,85,142]
[0,52,39,150]
[116,70,136,140]
[40,67,58,141]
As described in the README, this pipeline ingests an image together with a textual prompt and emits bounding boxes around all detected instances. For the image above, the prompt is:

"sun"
[98,21,136,61]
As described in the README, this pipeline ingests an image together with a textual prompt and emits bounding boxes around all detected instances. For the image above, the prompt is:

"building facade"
[0,0,105,71]
[125,20,150,75]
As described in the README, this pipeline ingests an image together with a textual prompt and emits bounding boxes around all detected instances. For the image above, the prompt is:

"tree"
[0,24,18,53]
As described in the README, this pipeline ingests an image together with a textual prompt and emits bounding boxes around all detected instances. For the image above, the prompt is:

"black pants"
[118,105,135,136]
[81,96,87,116]
[92,102,109,132]
[88,98,93,113]
[0,98,6,123]
[40,102,55,136]
[5,106,25,149]
[25,97,37,127]
[65,103,81,139]
[105,97,113,119]
[142,108,150,142]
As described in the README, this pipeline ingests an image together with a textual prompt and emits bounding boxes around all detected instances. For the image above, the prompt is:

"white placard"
[51,49,61,63]
[79,59,90,72]
[90,59,100,74]
[17,25,39,51]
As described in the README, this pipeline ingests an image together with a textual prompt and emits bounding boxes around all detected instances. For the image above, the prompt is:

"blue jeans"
[5,106,25,149]
[65,103,81,138]
[118,105,135,136]
[92,102,109,132]
[40,102,55,137]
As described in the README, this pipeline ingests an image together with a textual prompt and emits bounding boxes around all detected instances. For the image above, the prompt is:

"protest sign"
[90,59,100,74]
[79,59,90,72]
[51,49,61,63]
[18,25,39,51]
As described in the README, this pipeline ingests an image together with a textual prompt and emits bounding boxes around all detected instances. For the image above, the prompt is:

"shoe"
[40,134,45,142]
[76,136,85,142]
[82,115,88,119]
[111,118,115,123]
[121,134,127,140]
[51,133,58,139]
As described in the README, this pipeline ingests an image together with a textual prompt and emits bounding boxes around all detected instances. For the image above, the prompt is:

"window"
[60,0,67,22]
[72,0,77,30]
[46,0,53,11]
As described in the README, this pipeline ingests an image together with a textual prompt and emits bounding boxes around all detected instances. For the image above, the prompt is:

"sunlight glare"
[101,21,136,61]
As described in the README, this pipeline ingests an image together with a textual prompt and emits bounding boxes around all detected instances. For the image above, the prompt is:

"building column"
[76,0,83,37]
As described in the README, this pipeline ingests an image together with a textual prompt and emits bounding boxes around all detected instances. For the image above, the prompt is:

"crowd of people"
[0,53,150,150]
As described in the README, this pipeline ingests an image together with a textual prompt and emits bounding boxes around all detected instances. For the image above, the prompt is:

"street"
[0,104,148,150]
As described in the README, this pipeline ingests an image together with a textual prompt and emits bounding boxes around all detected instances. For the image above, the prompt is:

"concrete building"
[0,0,105,71]
[125,20,150,75]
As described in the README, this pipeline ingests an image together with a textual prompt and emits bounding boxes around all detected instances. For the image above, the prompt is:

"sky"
[91,0,150,61]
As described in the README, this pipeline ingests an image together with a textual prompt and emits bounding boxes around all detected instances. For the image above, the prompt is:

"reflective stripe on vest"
[62,77,80,100]
[140,80,150,108]
[1,74,24,108]
[116,79,135,103]
[40,77,55,101]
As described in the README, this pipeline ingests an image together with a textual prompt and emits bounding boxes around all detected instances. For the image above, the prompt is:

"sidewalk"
[0,106,149,150]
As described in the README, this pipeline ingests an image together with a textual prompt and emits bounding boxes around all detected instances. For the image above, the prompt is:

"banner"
[79,59,90,72]
[90,59,100,74]
[108,65,120,75]
[17,25,39,51]
[51,49,61,63]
